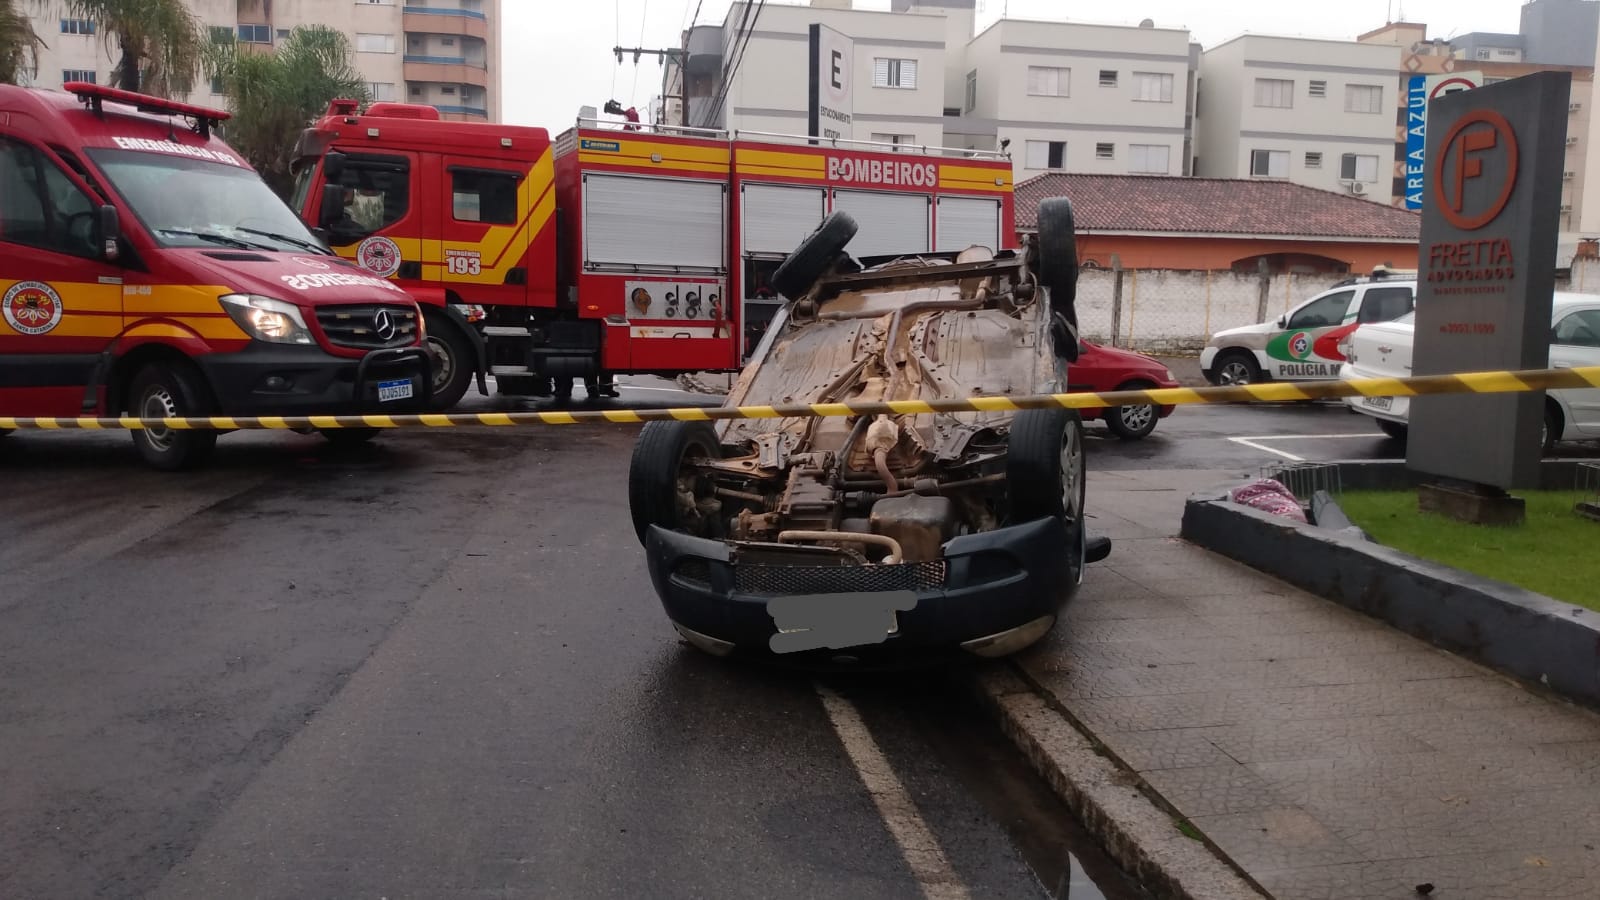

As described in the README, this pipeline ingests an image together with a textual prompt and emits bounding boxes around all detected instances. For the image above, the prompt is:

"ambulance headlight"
[220,294,314,345]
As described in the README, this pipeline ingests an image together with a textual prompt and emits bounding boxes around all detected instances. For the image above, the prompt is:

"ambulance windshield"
[86,148,328,255]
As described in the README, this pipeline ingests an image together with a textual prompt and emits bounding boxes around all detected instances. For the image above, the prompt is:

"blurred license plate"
[1364,396,1393,411]
[377,379,413,403]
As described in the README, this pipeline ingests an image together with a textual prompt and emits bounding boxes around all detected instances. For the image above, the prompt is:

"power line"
[707,0,764,123]
[705,1,757,120]
[630,0,652,104]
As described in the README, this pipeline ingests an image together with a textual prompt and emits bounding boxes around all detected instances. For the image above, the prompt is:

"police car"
[1199,268,1416,386]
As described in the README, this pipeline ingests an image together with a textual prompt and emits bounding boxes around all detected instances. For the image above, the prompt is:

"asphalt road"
[0,381,1146,900]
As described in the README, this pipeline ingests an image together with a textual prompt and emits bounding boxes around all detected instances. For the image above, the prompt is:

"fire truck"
[288,102,1015,408]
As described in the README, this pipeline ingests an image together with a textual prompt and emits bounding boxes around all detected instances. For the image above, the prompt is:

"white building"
[18,0,502,123]
[1195,35,1402,203]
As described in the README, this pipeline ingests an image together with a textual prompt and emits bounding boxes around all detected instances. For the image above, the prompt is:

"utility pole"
[613,46,689,127]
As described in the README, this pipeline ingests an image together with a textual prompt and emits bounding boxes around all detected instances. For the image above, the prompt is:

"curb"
[969,666,1270,900]
[1180,468,1600,711]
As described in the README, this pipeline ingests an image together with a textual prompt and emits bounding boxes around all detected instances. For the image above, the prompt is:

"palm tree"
[205,26,369,197]
[61,0,206,96]
[0,0,46,85]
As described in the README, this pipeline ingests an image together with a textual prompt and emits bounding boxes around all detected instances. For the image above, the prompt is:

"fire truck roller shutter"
[742,184,827,253]
[583,173,726,271]
[828,189,931,260]
[935,196,1002,253]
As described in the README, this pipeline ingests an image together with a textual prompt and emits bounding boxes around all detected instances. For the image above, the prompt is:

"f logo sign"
[1433,109,1519,231]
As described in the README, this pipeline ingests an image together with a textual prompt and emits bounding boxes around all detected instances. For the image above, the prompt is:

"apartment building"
[661,0,1198,183]
[18,0,502,122]
[953,18,1197,180]
[1453,0,1598,68]
[1195,35,1401,203]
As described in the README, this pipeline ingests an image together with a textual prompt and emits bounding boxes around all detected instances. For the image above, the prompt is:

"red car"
[1072,340,1180,439]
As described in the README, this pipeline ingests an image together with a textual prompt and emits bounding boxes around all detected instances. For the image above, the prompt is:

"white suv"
[1200,270,1416,386]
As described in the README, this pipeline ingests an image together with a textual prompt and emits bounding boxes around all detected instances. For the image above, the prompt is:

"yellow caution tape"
[1,365,1597,431]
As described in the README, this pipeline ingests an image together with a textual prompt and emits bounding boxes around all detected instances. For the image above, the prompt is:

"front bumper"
[195,343,435,416]
[643,515,1084,668]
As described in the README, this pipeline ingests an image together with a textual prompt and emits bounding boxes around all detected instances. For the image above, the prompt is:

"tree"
[0,0,46,85]
[205,26,369,198]
[60,0,206,96]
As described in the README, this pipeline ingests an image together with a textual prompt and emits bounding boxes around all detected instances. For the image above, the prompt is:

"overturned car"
[628,198,1109,666]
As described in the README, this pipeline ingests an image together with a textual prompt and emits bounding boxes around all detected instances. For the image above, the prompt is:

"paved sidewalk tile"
[1022,471,1600,899]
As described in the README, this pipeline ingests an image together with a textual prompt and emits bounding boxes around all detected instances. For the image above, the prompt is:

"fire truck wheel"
[628,419,724,547]
[422,312,473,410]
[127,362,218,472]
[771,211,858,301]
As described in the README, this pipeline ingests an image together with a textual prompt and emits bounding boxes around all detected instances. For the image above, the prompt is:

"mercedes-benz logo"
[373,309,396,341]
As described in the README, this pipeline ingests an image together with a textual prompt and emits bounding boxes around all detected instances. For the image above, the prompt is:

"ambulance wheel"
[771,211,858,300]
[422,310,473,410]
[128,362,218,472]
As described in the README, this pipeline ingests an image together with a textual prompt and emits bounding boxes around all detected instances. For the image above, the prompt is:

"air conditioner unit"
[1566,171,1577,180]
[1561,204,1574,213]
[1346,181,1368,196]
[1572,102,1584,112]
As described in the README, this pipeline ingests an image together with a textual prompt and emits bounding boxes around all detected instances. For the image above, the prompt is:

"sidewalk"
[1014,468,1600,900]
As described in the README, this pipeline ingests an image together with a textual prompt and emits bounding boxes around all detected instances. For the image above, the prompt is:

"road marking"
[815,684,970,900]
[1228,437,1305,461]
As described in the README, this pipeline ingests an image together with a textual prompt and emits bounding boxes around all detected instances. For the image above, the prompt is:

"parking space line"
[815,684,970,900]
[1228,437,1307,461]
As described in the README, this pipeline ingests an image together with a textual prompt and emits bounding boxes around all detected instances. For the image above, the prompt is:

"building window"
[1495,48,1519,58]
[1254,78,1293,108]
[1305,151,1323,168]
[441,37,455,47]
[1250,149,1288,178]
[1129,144,1169,174]
[1340,153,1379,182]
[870,132,914,150]
[367,81,397,102]
[1095,142,1115,160]
[1309,80,1327,98]
[237,24,271,43]
[1345,84,1383,114]
[441,85,457,95]
[964,70,976,112]
[873,58,918,89]
[357,33,396,53]
[209,26,231,43]
[1132,72,1172,103]
[61,69,96,84]
[1025,140,1065,170]
[1027,66,1068,97]
[409,85,423,96]
[452,170,518,225]
[210,76,226,94]
[59,18,95,35]
[1475,48,1492,60]
[1098,70,1118,87]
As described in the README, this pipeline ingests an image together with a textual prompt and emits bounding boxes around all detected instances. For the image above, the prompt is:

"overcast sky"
[501,0,1526,129]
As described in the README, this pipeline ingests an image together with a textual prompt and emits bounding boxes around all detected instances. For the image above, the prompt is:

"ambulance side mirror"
[318,184,344,230]
[98,205,120,262]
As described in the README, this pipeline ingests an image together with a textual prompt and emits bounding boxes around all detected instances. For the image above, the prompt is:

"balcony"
[403,11,488,39]
[432,103,488,120]
[404,60,489,87]
[402,5,488,19]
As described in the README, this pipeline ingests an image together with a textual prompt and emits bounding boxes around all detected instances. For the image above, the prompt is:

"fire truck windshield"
[86,148,329,255]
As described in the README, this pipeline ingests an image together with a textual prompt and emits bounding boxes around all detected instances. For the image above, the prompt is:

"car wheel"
[1104,383,1160,440]
[1544,403,1562,456]
[1034,197,1080,362]
[422,310,474,410]
[1006,407,1087,525]
[320,427,380,446]
[770,211,858,301]
[128,361,219,472]
[628,419,724,546]
[1377,419,1408,441]
[1213,350,1262,386]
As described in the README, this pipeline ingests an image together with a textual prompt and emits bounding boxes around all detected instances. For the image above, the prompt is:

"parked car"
[1200,267,1416,386]
[1338,293,1600,453]
[628,200,1111,667]
[1074,340,1180,439]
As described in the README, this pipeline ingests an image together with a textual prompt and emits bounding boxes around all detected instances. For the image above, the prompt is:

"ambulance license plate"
[377,379,414,403]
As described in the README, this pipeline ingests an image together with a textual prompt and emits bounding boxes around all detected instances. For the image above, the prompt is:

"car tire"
[128,361,219,472]
[422,310,474,411]
[320,427,380,446]
[770,211,858,301]
[1377,419,1408,441]
[1104,382,1160,440]
[1213,349,1262,386]
[1034,197,1080,362]
[628,419,724,546]
[1006,407,1087,525]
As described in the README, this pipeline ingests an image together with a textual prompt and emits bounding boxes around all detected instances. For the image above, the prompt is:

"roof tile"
[1014,173,1421,241]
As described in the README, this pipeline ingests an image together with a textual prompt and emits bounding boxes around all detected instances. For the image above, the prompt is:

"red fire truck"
[289,102,1015,408]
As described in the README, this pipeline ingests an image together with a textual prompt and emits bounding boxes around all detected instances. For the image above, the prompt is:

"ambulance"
[0,82,434,470]
[288,102,1015,408]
